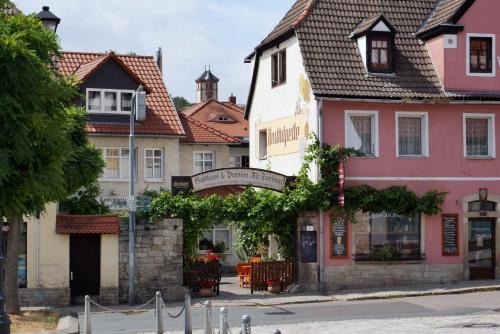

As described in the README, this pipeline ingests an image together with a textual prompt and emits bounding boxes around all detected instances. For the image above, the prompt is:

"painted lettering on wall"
[256,114,308,157]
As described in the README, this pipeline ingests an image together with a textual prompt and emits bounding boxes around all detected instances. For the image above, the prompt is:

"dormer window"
[350,14,397,74]
[368,35,393,73]
[467,34,495,76]
[86,89,135,114]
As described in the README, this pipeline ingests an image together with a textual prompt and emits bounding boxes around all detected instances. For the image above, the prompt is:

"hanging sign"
[442,214,459,256]
[191,168,290,192]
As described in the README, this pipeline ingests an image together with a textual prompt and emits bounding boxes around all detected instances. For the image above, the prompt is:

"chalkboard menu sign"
[442,214,459,256]
[300,231,317,263]
[331,217,348,258]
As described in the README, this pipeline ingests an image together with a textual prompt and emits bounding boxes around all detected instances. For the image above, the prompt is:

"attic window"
[271,49,286,87]
[217,116,232,122]
[368,35,393,73]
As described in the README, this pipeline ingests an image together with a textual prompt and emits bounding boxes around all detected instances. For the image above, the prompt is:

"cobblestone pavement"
[165,313,500,334]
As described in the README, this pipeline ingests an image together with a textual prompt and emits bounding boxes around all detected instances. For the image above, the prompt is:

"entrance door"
[70,234,101,298]
[469,219,496,280]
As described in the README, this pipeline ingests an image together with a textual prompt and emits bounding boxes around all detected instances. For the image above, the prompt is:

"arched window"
[468,201,497,212]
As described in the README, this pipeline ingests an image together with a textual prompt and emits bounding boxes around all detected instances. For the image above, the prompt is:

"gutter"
[316,97,325,292]
[316,96,500,105]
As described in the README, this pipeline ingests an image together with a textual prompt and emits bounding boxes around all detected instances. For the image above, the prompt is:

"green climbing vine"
[150,134,447,259]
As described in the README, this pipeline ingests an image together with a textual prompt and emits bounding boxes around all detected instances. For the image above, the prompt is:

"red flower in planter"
[265,277,281,287]
[198,279,215,289]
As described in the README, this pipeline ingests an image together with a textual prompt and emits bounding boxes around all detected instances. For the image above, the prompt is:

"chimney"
[156,47,163,74]
[229,94,236,104]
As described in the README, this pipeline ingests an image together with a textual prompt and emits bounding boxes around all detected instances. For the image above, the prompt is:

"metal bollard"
[155,291,163,334]
[204,300,212,334]
[83,295,91,334]
[219,307,228,334]
[272,330,282,334]
[241,315,251,334]
[184,292,192,334]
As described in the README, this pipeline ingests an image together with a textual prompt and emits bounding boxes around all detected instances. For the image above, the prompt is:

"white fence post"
[241,315,251,334]
[204,301,212,334]
[155,291,163,334]
[185,292,192,334]
[219,307,228,334]
[84,295,91,334]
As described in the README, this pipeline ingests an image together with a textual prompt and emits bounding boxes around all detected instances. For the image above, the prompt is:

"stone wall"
[323,263,464,290]
[119,218,184,303]
[19,288,70,307]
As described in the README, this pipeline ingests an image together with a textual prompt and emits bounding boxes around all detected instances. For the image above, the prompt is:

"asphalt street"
[79,291,500,333]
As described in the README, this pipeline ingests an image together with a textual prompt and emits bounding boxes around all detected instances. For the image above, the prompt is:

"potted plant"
[266,278,281,294]
[198,279,215,297]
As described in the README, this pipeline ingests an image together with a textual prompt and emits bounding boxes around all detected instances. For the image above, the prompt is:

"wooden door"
[469,219,495,280]
[70,234,101,298]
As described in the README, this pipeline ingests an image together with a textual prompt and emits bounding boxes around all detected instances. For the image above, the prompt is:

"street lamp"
[36,6,61,33]
[128,86,146,305]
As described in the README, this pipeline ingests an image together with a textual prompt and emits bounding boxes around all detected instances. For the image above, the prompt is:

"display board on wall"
[300,231,317,263]
[331,217,348,258]
[442,214,459,256]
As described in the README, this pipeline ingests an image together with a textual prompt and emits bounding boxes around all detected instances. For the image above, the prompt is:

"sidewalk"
[195,278,500,307]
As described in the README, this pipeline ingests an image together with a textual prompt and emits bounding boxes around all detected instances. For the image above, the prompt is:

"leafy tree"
[59,184,110,215]
[0,8,104,313]
[172,96,191,112]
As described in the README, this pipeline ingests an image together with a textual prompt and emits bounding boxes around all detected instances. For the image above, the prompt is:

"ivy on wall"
[150,135,447,259]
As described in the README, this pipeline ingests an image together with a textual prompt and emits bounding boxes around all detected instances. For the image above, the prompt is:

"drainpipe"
[317,97,325,292]
[36,213,40,287]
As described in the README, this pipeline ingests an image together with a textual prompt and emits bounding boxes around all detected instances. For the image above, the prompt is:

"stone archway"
[462,193,500,280]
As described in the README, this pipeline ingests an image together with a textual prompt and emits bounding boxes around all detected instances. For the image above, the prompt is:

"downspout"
[36,212,40,287]
[317,97,324,292]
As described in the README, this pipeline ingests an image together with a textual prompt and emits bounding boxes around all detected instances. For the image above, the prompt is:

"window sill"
[465,156,495,160]
[99,179,134,183]
[466,72,495,77]
[87,111,132,115]
[271,82,286,89]
[144,179,165,183]
[354,260,424,265]
[397,155,428,159]
[366,72,396,78]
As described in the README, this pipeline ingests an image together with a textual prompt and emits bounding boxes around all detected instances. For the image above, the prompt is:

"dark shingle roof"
[350,14,396,39]
[418,0,473,36]
[258,0,315,48]
[196,69,219,82]
[296,0,444,100]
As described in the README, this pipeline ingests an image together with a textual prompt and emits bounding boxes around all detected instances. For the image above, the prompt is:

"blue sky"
[17,0,293,104]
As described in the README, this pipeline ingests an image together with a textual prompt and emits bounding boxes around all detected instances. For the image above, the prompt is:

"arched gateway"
[171,168,296,195]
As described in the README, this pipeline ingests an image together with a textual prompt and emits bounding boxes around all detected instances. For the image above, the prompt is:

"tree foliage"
[0,8,104,313]
[151,135,447,260]
[172,96,191,112]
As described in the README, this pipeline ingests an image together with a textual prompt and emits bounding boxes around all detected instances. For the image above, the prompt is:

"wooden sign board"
[442,214,459,256]
[331,217,348,258]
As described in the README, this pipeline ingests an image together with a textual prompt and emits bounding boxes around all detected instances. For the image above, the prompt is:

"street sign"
[136,195,152,212]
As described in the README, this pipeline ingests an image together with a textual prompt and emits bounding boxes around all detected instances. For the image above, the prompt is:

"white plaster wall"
[179,144,230,176]
[26,203,69,288]
[249,36,318,179]
[100,234,119,288]
[89,136,180,197]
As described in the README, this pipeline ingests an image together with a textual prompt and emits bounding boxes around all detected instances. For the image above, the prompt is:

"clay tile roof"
[56,215,119,234]
[258,0,316,48]
[180,114,240,144]
[58,51,184,136]
[418,0,472,36]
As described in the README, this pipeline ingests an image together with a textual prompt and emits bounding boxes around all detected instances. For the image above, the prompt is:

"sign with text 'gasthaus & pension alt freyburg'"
[191,168,288,192]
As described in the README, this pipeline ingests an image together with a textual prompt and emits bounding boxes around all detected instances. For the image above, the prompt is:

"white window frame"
[395,112,429,158]
[463,113,496,158]
[344,110,379,157]
[466,33,496,77]
[144,148,163,182]
[86,88,135,114]
[198,225,232,253]
[101,148,130,181]
[193,151,215,174]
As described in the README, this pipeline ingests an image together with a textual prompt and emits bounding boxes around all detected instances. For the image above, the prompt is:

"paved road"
[79,291,500,333]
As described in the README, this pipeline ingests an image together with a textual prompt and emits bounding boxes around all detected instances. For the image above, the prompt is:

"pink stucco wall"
[322,100,500,266]
[426,0,500,91]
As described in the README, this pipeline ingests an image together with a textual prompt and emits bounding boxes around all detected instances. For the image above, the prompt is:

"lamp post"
[0,223,11,334]
[128,86,146,305]
[36,6,60,33]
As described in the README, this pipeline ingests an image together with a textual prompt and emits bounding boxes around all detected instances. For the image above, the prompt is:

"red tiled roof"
[56,214,119,234]
[58,51,184,136]
[180,114,240,144]
[182,100,248,138]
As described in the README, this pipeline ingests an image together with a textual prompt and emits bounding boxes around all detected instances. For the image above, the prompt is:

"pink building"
[247,0,500,290]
